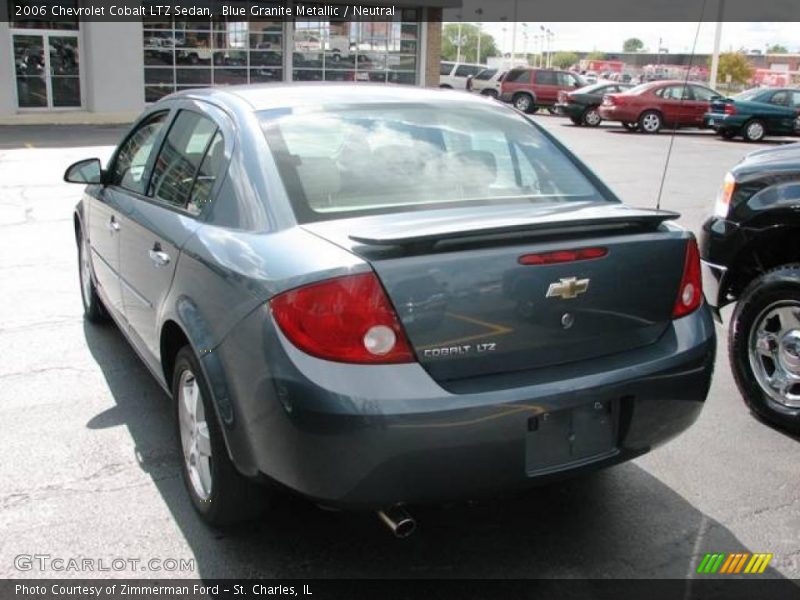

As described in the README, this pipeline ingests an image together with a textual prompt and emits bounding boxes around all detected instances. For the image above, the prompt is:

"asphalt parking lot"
[1,116,798,581]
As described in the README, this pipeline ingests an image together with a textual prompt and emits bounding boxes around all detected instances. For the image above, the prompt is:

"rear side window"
[110,112,168,194]
[148,110,220,209]
[505,69,531,84]
[691,86,718,102]
[440,62,453,76]
[536,71,558,85]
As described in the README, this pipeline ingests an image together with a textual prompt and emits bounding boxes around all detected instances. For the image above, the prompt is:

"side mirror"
[64,158,103,184]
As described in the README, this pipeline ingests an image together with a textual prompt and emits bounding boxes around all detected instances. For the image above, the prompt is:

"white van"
[440,61,486,90]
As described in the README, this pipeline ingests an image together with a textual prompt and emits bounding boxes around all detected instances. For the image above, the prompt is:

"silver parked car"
[65,84,715,535]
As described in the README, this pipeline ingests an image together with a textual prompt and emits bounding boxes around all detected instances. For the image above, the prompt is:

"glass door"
[13,32,81,109]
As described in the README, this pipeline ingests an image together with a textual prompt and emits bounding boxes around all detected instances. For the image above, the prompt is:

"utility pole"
[709,0,725,88]
[510,0,518,66]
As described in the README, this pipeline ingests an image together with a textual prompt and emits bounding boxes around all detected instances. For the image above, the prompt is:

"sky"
[468,22,800,56]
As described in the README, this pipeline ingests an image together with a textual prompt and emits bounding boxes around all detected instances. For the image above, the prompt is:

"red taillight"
[672,239,703,319]
[270,272,414,364]
[518,247,608,266]
[724,103,737,115]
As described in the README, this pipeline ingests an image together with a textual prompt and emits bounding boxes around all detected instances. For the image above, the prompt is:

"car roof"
[170,83,498,112]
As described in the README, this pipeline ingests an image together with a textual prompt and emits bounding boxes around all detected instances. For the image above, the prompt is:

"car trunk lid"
[303,202,687,383]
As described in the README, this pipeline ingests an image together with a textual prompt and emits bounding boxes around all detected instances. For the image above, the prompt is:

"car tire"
[512,93,535,113]
[729,265,800,433]
[742,119,767,143]
[173,346,270,526]
[582,107,602,127]
[570,116,583,126]
[77,227,108,323]
[720,129,737,140]
[638,110,663,134]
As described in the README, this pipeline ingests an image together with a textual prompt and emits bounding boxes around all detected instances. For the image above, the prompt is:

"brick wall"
[424,8,442,87]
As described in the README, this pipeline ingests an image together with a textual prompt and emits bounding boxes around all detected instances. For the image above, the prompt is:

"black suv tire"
[729,265,800,433]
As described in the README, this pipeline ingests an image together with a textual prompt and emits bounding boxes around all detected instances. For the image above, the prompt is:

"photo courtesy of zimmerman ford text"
[1,0,799,598]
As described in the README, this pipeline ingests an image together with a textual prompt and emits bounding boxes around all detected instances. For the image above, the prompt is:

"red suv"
[598,80,720,133]
[500,68,585,113]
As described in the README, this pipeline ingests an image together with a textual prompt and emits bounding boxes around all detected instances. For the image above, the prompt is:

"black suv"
[700,143,800,432]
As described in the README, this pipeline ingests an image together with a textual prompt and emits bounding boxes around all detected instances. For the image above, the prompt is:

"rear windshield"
[733,88,765,101]
[259,103,606,223]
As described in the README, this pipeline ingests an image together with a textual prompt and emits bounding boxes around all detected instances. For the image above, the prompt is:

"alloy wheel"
[641,113,661,133]
[748,301,800,408]
[584,108,601,126]
[514,95,532,112]
[178,369,213,500]
[745,121,765,142]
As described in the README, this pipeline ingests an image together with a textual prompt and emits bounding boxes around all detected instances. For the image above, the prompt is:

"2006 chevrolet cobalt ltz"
[65,84,715,533]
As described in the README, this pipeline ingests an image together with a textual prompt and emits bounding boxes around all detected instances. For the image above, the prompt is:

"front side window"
[110,112,169,194]
[260,103,605,223]
[454,65,482,77]
[148,110,218,208]
[475,69,497,81]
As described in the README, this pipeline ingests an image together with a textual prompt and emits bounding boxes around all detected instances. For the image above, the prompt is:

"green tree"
[441,23,500,64]
[710,52,755,85]
[767,44,788,53]
[586,51,606,61]
[623,37,644,52]
[551,51,580,69]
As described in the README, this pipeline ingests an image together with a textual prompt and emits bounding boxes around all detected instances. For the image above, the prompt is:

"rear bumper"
[555,103,584,119]
[212,306,716,508]
[703,113,745,131]
[598,105,635,122]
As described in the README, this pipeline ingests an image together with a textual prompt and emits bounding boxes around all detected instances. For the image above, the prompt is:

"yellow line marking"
[744,554,759,574]
[758,554,773,574]
[417,312,514,350]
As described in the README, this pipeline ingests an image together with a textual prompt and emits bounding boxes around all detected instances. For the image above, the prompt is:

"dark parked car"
[700,143,800,432]
[599,80,720,133]
[556,82,633,126]
[65,84,715,535]
[704,87,800,142]
[500,67,585,113]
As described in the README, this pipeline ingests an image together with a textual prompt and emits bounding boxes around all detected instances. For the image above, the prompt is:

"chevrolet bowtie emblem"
[546,277,590,300]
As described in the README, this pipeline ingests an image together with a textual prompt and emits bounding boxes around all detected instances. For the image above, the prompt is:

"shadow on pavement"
[0,124,128,150]
[82,318,791,581]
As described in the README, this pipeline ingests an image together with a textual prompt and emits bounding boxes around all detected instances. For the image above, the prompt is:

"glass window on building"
[292,8,419,84]
[143,11,284,102]
[10,0,81,109]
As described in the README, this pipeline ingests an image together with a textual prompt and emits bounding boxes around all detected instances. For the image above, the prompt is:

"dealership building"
[0,1,451,123]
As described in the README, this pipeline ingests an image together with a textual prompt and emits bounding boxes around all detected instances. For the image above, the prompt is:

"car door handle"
[148,244,171,267]
[107,217,120,233]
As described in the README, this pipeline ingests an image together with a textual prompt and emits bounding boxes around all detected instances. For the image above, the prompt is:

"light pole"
[475,9,483,64]
[456,20,462,63]
[709,0,725,88]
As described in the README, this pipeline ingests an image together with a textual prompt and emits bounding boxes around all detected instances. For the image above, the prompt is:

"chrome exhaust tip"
[377,505,416,539]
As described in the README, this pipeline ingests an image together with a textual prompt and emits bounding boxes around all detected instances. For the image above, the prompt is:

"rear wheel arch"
[161,319,191,389]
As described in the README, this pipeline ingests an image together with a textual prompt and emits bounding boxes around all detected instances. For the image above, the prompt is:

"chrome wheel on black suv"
[730,266,800,432]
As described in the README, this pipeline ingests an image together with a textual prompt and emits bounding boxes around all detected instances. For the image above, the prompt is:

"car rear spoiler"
[349,208,680,247]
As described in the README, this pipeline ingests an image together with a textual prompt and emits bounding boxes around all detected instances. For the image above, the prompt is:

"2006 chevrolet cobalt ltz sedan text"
[65,84,715,536]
